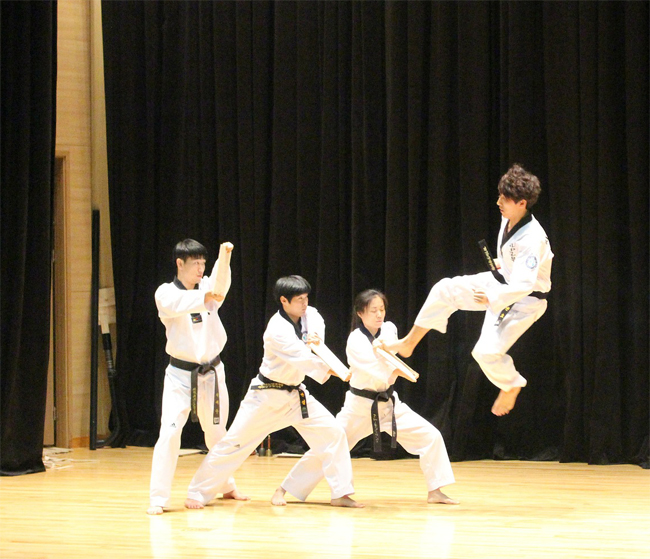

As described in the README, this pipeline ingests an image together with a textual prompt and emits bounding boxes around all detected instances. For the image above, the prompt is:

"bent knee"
[328,425,351,450]
[471,347,504,367]
[432,277,459,298]
[433,277,455,289]
[411,426,444,455]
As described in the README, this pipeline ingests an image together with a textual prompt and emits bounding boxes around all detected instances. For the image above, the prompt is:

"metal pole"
[90,210,100,450]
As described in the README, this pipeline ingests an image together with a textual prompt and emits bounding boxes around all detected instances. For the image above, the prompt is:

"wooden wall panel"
[55,0,113,448]
[90,0,114,291]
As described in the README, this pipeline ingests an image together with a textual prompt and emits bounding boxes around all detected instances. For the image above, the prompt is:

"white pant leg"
[279,448,324,501]
[289,395,355,500]
[471,298,548,390]
[149,366,192,508]
[197,363,236,494]
[282,392,368,501]
[284,390,455,500]
[187,384,305,505]
[415,273,494,332]
[388,394,455,491]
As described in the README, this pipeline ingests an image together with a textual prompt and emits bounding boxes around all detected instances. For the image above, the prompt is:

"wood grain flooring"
[1,447,648,559]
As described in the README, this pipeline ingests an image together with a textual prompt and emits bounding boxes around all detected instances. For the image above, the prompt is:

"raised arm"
[204,242,233,305]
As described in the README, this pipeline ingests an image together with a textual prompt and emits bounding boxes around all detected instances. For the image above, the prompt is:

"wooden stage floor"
[1,447,648,559]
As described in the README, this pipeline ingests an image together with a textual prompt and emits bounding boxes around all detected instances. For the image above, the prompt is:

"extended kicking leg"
[382,325,430,358]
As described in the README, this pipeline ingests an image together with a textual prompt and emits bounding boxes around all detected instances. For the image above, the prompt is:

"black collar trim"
[359,324,381,345]
[173,276,199,290]
[279,308,303,340]
[501,212,533,249]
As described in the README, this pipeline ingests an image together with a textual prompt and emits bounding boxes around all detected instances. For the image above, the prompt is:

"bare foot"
[428,489,459,505]
[382,338,415,358]
[331,495,365,508]
[271,487,287,506]
[491,387,521,416]
[184,498,205,510]
[222,489,250,501]
[147,506,163,515]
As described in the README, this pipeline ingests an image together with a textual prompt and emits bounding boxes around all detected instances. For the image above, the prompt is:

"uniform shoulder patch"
[525,255,538,269]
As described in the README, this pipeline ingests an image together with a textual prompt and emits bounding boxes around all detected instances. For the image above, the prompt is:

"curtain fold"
[0,1,57,475]
[102,1,648,465]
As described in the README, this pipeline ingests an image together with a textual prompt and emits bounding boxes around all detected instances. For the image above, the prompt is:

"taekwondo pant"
[281,390,455,501]
[415,272,548,391]
[186,378,355,505]
[150,361,235,508]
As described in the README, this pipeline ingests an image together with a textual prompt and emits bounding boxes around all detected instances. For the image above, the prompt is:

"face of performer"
[176,256,206,289]
[358,296,386,336]
[497,194,527,223]
[281,293,309,323]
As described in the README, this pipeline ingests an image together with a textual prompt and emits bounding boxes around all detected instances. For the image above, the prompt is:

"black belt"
[493,290,549,326]
[530,291,548,300]
[251,374,308,419]
[170,355,221,424]
[349,385,397,453]
[478,239,514,325]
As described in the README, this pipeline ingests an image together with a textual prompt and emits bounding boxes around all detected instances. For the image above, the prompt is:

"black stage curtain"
[102,1,648,466]
[0,1,57,475]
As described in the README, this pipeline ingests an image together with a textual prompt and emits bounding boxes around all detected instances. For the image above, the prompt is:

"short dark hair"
[273,275,311,305]
[173,239,207,264]
[498,164,541,208]
[351,289,388,331]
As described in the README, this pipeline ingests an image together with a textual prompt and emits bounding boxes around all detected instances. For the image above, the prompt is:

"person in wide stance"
[385,164,553,416]
[273,289,458,506]
[184,275,363,509]
[148,239,247,515]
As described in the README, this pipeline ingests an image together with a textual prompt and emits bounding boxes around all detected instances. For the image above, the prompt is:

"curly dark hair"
[498,164,541,208]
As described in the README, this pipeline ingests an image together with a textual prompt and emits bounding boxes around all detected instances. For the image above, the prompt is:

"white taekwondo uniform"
[149,256,235,508]
[415,213,553,391]
[186,306,355,505]
[281,320,455,501]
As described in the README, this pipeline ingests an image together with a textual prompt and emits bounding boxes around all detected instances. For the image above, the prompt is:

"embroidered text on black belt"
[251,373,308,418]
[478,239,513,326]
[170,355,221,424]
[479,239,507,286]
[349,385,397,453]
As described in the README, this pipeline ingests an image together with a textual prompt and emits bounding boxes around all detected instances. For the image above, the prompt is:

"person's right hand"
[205,292,223,304]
